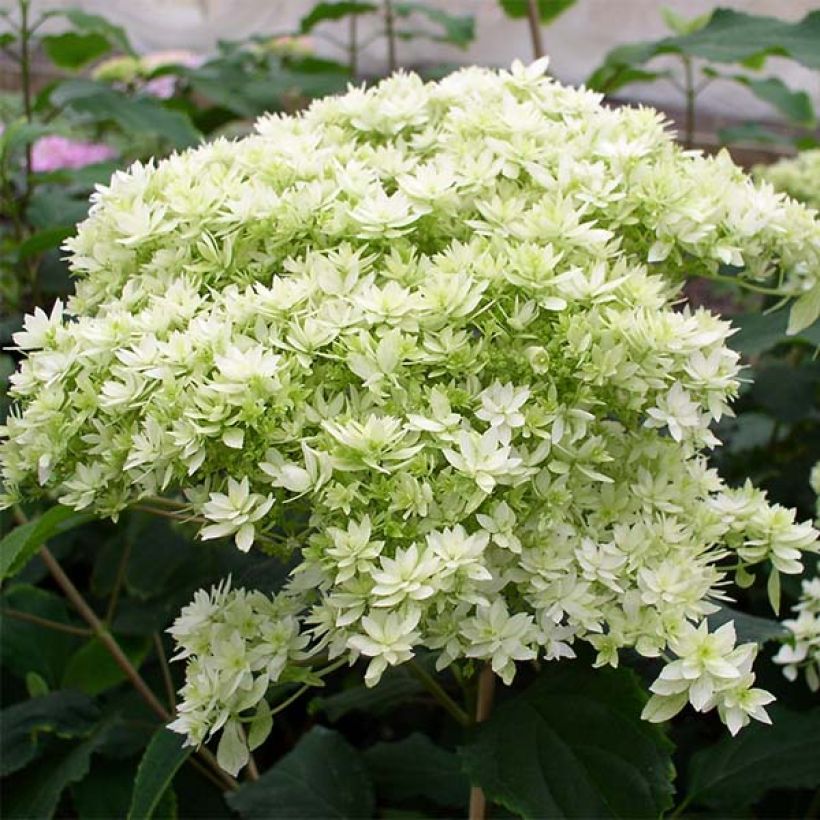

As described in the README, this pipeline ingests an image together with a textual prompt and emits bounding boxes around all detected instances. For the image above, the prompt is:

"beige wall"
[3,0,819,122]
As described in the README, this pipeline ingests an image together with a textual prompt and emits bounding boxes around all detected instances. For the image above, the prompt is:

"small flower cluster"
[755,149,820,211]
[167,580,310,773]
[774,576,820,692]
[2,61,818,763]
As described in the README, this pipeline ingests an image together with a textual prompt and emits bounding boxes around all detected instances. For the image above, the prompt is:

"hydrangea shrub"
[2,60,819,775]
[755,148,820,212]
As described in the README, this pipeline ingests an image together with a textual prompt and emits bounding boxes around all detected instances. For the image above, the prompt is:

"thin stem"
[105,539,132,624]
[682,55,696,149]
[349,11,359,81]
[36,543,239,792]
[153,632,177,710]
[468,664,497,820]
[525,0,544,60]
[383,0,397,73]
[702,272,789,297]
[1,606,93,637]
[408,660,471,727]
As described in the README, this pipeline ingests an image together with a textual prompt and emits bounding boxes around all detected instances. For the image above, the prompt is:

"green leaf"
[57,9,134,55]
[72,758,138,819]
[50,80,200,148]
[660,7,711,36]
[729,309,820,356]
[750,362,820,424]
[17,225,75,260]
[63,635,151,696]
[788,282,820,336]
[127,728,192,820]
[498,0,576,24]
[729,75,815,126]
[719,123,795,147]
[311,662,425,721]
[686,707,820,810]
[227,726,375,818]
[587,9,820,93]
[459,664,674,819]
[394,3,475,48]
[707,605,786,644]
[0,690,99,777]
[363,733,469,808]
[0,505,91,581]
[300,2,378,33]
[0,586,84,685]
[42,32,111,70]
[3,731,108,819]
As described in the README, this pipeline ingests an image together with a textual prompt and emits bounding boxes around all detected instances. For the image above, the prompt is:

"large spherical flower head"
[1,59,818,767]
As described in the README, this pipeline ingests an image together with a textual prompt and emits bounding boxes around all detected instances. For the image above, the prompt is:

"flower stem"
[408,659,471,727]
[468,663,496,820]
[1,606,92,637]
[525,0,544,59]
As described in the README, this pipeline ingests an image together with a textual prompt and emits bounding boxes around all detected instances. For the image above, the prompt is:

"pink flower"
[31,136,117,173]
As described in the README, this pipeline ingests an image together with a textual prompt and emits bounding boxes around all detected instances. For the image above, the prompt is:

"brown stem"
[383,0,397,73]
[36,544,239,792]
[468,664,497,820]
[525,0,544,60]
[105,539,132,624]
[348,11,358,81]
[153,632,177,710]
[1,606,92,637]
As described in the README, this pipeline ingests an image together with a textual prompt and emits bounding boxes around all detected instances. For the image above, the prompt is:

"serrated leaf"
[0,505,91,581]
[227,726,374,818]
[363,733,469,808]
[63,635,151,696]
[459,664,674,819]
[0,691,99,777]
[127,728,191,820]
[686,707,820,810]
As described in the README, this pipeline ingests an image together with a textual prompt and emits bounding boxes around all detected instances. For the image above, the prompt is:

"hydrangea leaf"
[459,664,675,819]
[127,728,192,820]
[684,707,820,811]
[226,726,374,818]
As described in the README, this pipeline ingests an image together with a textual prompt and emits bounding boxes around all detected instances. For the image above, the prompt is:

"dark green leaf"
[17,225,75,260]
[72,758,138,819]
[128,728,192,820]
[719,123,795,147]
[42,32,111,70]
[58,9,134,55]
[62,636,151,696]
[459,664,674,819]
[311,663,425,721]
[300,2,378,33]
[0,118,53,158]
[498,0,576,24]
[750,363,820,423]
[0,586,84,685]
[227,726,375,818]
[3,731,107,819]
[50,80,200,148]
[730,310,820,356]
[0,690,99,777]
[686,707,820,810]
[0,505,91,581]
[587,9,820,93]
[707,605,787,644]
[27,188,93,229]
[363,733,469,808]
[731,75,815,126]
[394,3,475,48]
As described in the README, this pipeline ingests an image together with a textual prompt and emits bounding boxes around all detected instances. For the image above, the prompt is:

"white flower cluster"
[755,149,820,211]
[774,576,820,692]
[167,580,309,773]
[2,61,818,762]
